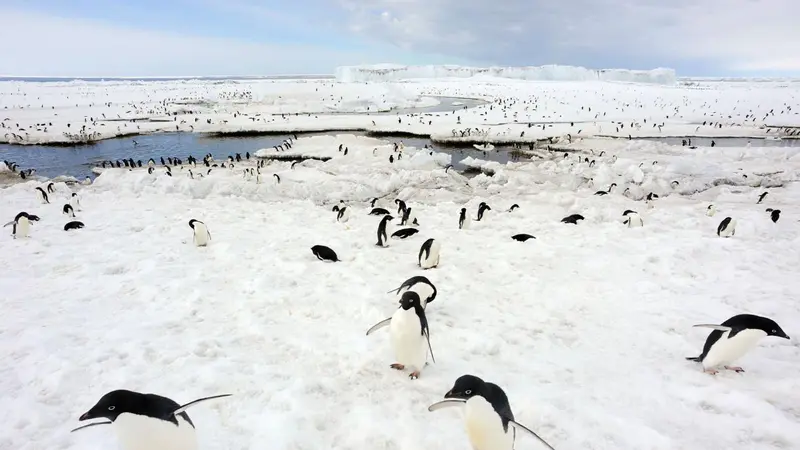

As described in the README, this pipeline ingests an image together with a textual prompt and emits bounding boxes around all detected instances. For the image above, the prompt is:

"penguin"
[64,221,85,231]
[418,238,441,269]
[511,233,535,242]
[428,375,556,450]
[35,187,50,204]
[507,204,519,212]
[401,207,418,227]
[376,215,393,247]
[769,209,781,223]
[561,214,585,224]
[148,167,155,175]
[369,207,391,216]
[71,390,231,450]
[148,158,156,167]
[70,193,82,212]
[395,199,407,216]
[188,219,211,247]
[47,182,56,194]
[332,205,350,223]
[706,204,716,217]
[273,174,280,184]
[757,192,768,204]
[476,202,491,221]
[4,212,34,238]
[311,245,339,262]
[365,291,434,380]
[458,208,470,230]
[387,276,437,308]
[622,210,643,228]
[370,197,380,208]
[686,314,790,375]
[717,217,736,237]
[63,204,75,218]
[392,228,419,239]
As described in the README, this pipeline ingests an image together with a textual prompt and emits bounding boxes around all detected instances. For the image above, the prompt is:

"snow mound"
[335,64,677,85]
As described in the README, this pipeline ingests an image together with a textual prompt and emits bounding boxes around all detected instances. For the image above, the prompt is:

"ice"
[2,79,800,450]
[335,64,677,85]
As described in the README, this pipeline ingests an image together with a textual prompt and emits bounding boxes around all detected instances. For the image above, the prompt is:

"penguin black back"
[77,390,193,427]
[717,217,733,236]
[392,228,419,239]
[369,207,390,216]
[770,209,781,223]
[419,238,435,261]
[311,245,339,262]
[64,221,85,231]
[507,204,519,212]
[686,314,790,363]
[511,233,535,242]
[376,215,394,246]
[395,199,407,215]
[561,214,585,224]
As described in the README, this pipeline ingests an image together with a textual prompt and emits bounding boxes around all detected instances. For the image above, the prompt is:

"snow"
[335,64,677,85]
[2,127,800,449]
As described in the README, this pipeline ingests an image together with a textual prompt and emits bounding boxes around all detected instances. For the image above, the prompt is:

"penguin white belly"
[400,284,435,309]
[389,308,427,371]
[464,396,513,450]
[702,329,767,369]
[113,413,197,450]
[460,217,471,230]
[706,206,716,217]
[16,218,30,238]
[627,214,643,228]
[338,208,351,223]
[193,223,210,247]
[420,241,441,269]
[71,197,82,211]
[37,190,47,203]
[719,220,737,237]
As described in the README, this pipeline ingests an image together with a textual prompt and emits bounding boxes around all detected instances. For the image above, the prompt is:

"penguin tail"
[685,356,701,362]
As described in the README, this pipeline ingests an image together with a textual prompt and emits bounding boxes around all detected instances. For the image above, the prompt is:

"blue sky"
[0,0,798,77]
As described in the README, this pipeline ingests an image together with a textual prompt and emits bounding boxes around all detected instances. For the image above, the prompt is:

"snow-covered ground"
[2,131,800,450]
[2,76,799,147]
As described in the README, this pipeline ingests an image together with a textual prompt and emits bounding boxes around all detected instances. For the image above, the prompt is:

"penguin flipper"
[3,220,14,228]
[508,419,556,450]
[424,329,435,364]
[685,356,702,362]
[71,421,112,433]
[427,399,467,412]
[692,324,732,332]
[366,318,392,336]
[172,393,232,416]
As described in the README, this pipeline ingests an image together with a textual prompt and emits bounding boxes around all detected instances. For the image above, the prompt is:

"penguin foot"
[409,371,420,380]
[703,368,719,375]
[724,366,745,373]
[390,363,405,371]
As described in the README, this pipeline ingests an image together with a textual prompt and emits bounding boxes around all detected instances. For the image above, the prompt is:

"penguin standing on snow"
[365,291,435,380]
[71,192,82,211]
[476,202,491,221]
[507,204,519,212]
[428,375,556,450]
[387,276,437,309]
[35,187,50,204]
[766,208,781,223]
[716,217,736,237]
[332,204,350,223]
[757,192,769,204]
[418,238,441,269]
[622,210,643,228]
[4,212,36,238]
[395,199,407,216]
[401,207,419,226]
[686,314,789,375]
[47,182,56,194]
[188,219,211,247]
[71,390,231,450]
[706,204,716,217]
[63,204,76,218]
[458,208,470,230]
[376,215,394,247]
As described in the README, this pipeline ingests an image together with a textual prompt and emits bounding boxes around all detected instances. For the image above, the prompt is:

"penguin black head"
[398,291,422,310]
[78,390,147,423]
[444,374,486,400]
[188,219,200,229]
[770,209,781,223]
[622,209,637,216]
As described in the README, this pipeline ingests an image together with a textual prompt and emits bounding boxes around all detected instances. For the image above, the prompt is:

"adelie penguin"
[188,219,211,247]
[46,182,56,194]
[476,202,491,221]
[766,208,781,223]
[686,314,789,375]
[458,207,471,230]
[418,238,441,269]
[757,191,768,204]
[507,204,519,213]
[511,233,535,242]
[64,221,85,231]
[395,199,407,216]
[401,206,419,227]
[622,210,643,228]
[35,186,50,204]
[428,375,556,450]
[376,215,394,247]
[368,207,390,216]
[561,214,585,224]
[387,276,437,309]
[72,390,231,450]
[63,204,76,218]
[706,204,716,217]
[4,212,37,239]
[311,245,339,262]
[716,217,736,238]
[366,291,435,380]
[332,204,350,223]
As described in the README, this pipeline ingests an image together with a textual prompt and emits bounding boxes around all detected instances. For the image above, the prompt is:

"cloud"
[336,0,800,74]
[0,8,430,76]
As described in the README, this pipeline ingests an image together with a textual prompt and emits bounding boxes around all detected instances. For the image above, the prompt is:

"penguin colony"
[5,140,795,450]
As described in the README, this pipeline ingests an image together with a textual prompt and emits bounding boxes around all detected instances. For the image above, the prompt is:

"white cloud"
[0,9,427,77]
[336,0,800,73]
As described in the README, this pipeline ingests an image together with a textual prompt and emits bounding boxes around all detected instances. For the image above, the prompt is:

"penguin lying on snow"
[387,276,437,309]
[72,390,231,450]
[368,207,390,216]
[686,314,789,375]
[392,228,419,239]
[366,291,434,380]
[511,233,535,242]
[428,375,556,450]
[64,221,85,231]
[188,219,211,247]
[418,238,441,269]
[311,245,339,262]
[561,214,585,224]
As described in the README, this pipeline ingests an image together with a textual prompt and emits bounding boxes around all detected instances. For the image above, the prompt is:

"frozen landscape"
[1,65,800,450]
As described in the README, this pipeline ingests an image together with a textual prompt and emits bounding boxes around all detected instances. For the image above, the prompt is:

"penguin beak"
[444,390,454,398]
[79,411,92,421]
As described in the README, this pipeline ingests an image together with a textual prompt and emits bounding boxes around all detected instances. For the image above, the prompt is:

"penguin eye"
[108,406,115,411]
[772,329,777,333]
[465,390,472,395]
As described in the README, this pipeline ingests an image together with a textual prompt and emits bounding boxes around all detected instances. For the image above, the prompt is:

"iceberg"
[335,64,677,85]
